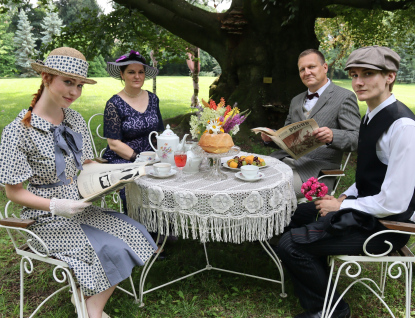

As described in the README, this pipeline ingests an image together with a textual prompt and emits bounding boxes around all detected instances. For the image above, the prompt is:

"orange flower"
[209,99,217,110]
[217,97,226,108]
[202,98,210,108]
[224,105,232,117]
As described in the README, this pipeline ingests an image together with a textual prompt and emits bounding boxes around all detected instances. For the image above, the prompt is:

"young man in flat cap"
[276,46,415,318]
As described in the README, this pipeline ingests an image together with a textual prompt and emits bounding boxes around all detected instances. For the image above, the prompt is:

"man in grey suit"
[262,49,360,195]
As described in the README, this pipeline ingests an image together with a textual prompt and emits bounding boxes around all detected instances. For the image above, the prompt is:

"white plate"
[235,171,264,182]
[222,161,267,171]
[148,168,177,178]
[136,158,161,165]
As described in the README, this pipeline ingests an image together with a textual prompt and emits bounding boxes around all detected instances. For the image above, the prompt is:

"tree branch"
[321,0,415,11]
[112,0,225,44]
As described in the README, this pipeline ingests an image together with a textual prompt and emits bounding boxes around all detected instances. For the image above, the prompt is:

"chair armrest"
[0,217,35,228]
[95,157,108,163]
[320,169,345,175]
[379,220,415,233]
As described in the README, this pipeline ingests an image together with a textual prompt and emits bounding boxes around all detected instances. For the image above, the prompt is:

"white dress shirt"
[340,94,415,222]
[303,79,331,112]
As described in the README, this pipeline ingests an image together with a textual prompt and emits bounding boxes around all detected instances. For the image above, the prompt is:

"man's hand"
[261,132,272,143]
[313,127,333,144]
[315,196,341,217]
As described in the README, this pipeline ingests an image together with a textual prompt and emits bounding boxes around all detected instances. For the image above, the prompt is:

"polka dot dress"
[0,109,157,296]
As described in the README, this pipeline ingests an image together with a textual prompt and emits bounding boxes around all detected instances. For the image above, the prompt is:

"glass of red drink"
[174,150,187,181]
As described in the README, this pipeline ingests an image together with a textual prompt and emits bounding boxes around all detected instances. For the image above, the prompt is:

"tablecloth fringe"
[126,183,296,243]
[128,208,294,244]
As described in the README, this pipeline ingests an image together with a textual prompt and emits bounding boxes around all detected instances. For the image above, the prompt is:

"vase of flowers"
[190,97,250,140]
[190,97,249,172]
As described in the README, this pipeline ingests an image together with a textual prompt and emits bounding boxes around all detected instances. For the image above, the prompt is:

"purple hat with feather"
[107,50,158,80]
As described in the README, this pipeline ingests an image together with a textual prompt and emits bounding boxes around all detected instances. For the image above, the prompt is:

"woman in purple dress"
[103,50,164,214]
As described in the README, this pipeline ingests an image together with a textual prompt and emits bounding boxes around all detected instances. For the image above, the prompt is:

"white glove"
[50,198,91,218]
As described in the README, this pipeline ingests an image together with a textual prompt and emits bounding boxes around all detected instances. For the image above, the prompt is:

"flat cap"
[344,45,400,72]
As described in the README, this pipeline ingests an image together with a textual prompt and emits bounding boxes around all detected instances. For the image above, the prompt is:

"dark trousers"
[277,202,409,312]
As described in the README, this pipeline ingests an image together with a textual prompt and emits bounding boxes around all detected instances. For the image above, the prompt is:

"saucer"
[137,158,161,165]
[222,161,267,171]
[235,171,264,182]
[148,168,177,178]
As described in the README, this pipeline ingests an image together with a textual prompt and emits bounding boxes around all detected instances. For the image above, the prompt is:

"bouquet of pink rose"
[301,177,328,201]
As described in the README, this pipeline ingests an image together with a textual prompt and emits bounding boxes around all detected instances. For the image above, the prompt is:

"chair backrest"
[87,113,107,159]
[332,151,351,195]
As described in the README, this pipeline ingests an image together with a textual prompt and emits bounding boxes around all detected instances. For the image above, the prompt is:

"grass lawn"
[0,77,414,317]
[0,76,216,133]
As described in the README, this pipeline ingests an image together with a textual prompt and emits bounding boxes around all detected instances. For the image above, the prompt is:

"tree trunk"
[114,0,321,129]
[150,50,158,94]
[187,47,200,108]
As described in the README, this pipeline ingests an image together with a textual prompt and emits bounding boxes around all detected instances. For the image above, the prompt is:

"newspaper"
[78,162,147,203]
[252,118,324,160]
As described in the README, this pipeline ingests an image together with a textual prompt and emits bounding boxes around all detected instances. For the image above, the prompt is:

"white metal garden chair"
[87,113,123,213]
[0,199,138,317]
[322,220,415,318]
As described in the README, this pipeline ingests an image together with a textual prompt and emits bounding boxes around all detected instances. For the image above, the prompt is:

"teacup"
[139,151,156,162]
[241,165,259,180]
[153,163,171,176]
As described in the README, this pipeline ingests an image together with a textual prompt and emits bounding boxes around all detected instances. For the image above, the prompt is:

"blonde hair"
[21,74,55,127]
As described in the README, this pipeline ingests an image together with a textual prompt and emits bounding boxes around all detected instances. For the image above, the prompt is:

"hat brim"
[344,63,383,71]
[31,62,97,84]
[106,61,159,80]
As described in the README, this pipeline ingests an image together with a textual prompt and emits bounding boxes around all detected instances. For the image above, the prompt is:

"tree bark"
[112,0,415,129]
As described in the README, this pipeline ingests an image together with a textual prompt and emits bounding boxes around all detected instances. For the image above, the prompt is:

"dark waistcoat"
[355,101,415,222]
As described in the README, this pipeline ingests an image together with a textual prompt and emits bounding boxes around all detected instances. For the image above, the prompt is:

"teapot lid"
[159,124,178,139]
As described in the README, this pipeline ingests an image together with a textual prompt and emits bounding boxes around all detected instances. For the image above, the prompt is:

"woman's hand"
[50,198,91,218]
[315,196,341,217]
[107,138,136,161]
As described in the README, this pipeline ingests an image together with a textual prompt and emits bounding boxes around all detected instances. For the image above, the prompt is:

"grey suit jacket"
[271,82,360,184]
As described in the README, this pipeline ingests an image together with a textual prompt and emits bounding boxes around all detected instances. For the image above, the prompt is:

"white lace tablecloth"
[126,153,297,243]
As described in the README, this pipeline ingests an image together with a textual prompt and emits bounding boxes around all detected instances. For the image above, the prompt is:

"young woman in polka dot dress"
[0,47,157,318]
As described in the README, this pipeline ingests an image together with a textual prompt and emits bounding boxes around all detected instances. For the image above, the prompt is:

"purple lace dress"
[102,92,164,213]
[102,92,164,163]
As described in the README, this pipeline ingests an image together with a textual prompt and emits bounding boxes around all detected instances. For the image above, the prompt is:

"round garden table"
[125,152,297,306]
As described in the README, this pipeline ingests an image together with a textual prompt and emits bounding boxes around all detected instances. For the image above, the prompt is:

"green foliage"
[87,55,108,77]
[317,4,415,79]
[0,12,17,77]
[39,0,64,50]
[56,0,102,27]
[13,9,38,77]
[9,4,46,52]
[52,4,190,68]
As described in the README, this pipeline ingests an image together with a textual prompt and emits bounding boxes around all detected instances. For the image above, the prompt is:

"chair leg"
[321,256,336,318]
[129,275,138,304]
[405,262,413,318]
[20,257,29,318]
[379,261,388,297]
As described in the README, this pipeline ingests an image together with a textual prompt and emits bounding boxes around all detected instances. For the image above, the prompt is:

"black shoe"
[294,303,350,318]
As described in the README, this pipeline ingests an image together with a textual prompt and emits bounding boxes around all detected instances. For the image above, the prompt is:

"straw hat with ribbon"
[31,47,97,84]
[107,50,159,80]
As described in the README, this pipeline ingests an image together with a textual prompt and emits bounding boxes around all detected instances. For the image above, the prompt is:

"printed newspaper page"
[78,162,146,202]
[252,119,324,160]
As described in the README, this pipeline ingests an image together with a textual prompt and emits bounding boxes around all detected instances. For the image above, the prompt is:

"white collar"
[365,94,396,124]
[307,78,331,96]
